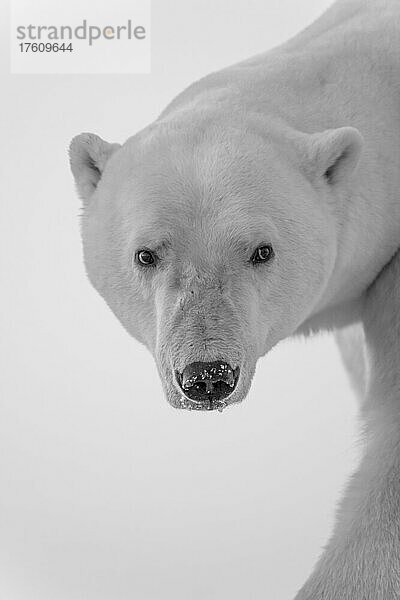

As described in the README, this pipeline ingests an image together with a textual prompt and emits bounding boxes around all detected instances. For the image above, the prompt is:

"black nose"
[176,361,239,406]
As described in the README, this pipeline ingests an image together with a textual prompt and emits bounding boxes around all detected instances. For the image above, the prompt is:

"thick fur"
[336,324,368,402]
[296,250,400,599]
[69,0,400,594]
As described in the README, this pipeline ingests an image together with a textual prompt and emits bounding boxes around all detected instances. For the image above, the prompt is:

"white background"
[1,1,360,599]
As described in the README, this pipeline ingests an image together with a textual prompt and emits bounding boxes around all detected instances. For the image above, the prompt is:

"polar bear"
[69,0,400,595]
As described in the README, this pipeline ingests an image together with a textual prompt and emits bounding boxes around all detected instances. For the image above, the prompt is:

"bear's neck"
[299,182,400,334]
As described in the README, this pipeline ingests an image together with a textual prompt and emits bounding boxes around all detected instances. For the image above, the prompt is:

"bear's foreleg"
[295,249,400,600]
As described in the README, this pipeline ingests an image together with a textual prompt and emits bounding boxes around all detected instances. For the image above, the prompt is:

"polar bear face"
[70,116,362,410]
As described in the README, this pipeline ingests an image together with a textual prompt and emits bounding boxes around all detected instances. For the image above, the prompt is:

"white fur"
[296,251,400,599]
[336,324,368,402]
[69,0,400,594]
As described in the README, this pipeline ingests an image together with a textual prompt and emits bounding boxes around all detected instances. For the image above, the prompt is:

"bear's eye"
[250,244,274,265]
[136,249,157,267]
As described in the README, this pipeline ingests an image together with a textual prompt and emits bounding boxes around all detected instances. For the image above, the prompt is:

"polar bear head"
[70,111,362,411]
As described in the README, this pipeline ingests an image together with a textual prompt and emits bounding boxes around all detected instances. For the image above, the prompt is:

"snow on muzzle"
[175,360,240,411]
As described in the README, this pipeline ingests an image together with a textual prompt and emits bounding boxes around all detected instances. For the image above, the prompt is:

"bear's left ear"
[69,133,121,203]
[302,126,363,186]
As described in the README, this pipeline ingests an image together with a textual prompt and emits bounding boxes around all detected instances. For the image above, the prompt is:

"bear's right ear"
[69,133,121,203]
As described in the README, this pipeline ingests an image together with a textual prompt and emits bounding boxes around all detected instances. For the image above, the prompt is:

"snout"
[175,361,240,410]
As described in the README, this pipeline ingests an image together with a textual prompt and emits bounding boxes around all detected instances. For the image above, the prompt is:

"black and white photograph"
[2,0,400,598]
